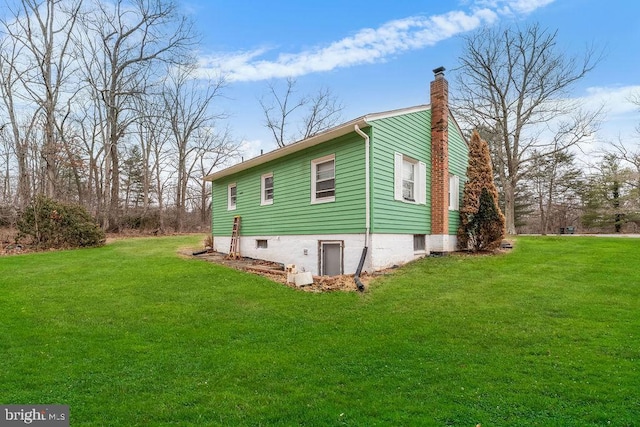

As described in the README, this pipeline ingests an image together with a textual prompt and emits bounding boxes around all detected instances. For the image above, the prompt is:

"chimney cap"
[433,66,446,77]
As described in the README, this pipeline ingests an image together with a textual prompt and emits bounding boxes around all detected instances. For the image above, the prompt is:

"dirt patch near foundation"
[182,248,374,292]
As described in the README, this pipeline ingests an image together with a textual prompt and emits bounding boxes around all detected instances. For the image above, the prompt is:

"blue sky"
[184,0,639,160]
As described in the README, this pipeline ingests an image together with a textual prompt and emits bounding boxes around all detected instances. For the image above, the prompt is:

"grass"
[1,235,639,426]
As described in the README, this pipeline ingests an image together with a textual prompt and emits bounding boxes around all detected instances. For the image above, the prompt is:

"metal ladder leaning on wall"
[228,216,241,259]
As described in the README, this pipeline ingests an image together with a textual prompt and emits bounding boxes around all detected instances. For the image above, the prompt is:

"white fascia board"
[204,117,369,182]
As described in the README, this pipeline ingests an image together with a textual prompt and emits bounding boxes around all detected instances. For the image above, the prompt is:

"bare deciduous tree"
[609,138,640,193]
[133,94,173,233]
[0,125,13,205]
[78,0,195,230]
[7,0,82,198]
[161,63,228,231]
[623,92,640,171]
[0,0,235,233]
[454,23,601,234]
[260,78,305,148]
[300,86,344,140]
[260,78,343,147]
[0,32,33,208]
[191,125,237,226]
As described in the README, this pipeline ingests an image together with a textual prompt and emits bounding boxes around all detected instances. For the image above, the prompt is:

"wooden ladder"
[228,216,241,259]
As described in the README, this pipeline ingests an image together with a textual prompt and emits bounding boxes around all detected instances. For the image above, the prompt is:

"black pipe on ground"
[353,246,368,292]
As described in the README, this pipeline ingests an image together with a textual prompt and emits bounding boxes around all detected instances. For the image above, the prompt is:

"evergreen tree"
[528,149,583,234]
[122,145,145,210]
[581,154,635,232]
[458,130,506,251]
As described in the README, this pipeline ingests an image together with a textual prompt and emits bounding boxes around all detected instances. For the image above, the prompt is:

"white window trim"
[261,173,274,206]
[449,174,460,211]
[227,183,237,211]
[394,152,426,205]
[311,154,336,204]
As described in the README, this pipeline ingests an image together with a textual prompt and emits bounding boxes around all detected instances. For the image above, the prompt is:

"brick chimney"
[430,66,450,252]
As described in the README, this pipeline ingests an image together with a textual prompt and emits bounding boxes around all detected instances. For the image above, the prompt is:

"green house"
[204,68,468,276]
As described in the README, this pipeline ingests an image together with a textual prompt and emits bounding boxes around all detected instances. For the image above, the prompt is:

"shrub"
[458,130,506,251]
[17,195,106,249]
[0,205,17,227]
[466,188,506,250]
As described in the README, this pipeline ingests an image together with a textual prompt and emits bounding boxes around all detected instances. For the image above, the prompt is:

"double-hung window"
[394,153,426,204]
[311,155,335,203]
[228,183,237,210]
[261,173,274,205]
[403,160,416,201]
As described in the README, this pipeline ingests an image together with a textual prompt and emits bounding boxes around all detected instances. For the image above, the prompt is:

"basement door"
[319,241,343,276]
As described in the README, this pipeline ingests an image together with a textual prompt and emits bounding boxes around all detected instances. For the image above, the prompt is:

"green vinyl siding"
[369,110,431,234]
[447,119,469,234]
[210,107,468,240]
[212,133,366,236]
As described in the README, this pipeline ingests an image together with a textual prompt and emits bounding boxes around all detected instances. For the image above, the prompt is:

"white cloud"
[542,85,639,158]
[472,0,556,15]
[502,0,556,15]
[581,85,640,119]
[197,0,555,82]
[555,85,639,141]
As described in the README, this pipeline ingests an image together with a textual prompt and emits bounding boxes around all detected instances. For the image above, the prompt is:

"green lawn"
[1,236,638,426]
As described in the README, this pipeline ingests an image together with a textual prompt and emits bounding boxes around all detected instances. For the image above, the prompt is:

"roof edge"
[204,116,369,181]
[204,104,431,182]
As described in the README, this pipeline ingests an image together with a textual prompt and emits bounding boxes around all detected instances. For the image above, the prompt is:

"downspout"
[353,124,370,292]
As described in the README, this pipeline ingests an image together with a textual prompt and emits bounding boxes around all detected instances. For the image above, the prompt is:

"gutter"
[353,124,370,292]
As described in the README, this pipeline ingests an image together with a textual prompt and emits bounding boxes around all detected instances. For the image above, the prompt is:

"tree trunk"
[157,183,165,234]
[16,139,31,207]
[176,161,184,233]
[109,142,120,231]
[200,181,208,226]
[504,182,517,235]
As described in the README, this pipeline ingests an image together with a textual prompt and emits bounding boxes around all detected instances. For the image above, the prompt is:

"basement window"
[256,239,268,249]
[413,234,426,252]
